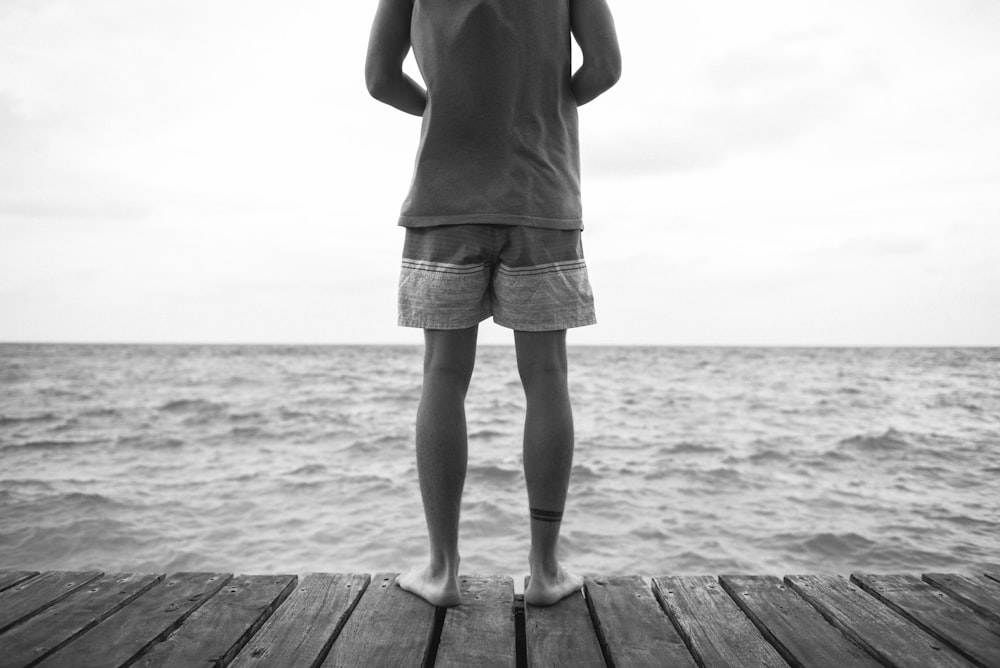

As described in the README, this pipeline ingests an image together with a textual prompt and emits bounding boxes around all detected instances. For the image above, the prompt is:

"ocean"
[1,344,998,579]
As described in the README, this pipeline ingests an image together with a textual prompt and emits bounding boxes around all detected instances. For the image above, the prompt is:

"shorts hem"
[399,213,583,231]
[398,314,491,330]
[398,315,596,331]
[491,316,598,331]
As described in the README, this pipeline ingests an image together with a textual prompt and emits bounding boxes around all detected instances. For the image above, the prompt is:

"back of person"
[402,0,582,230]
[366,0,621,608]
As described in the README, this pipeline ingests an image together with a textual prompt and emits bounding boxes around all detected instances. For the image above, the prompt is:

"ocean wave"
[773,531,877,558]
[4,438,106,452]
[571,463,601,480]
[658,442,725,456]
[468,464,521,482]
[278,408,316,421]
[0,412,61,426]
[115,435,186,450]
[228,426,271,439]
[469,428,511,441]
[79,407,123,419]
[228,411,264,423]
[286,463,328,476]
[39,387,91,399]
[0,478,57,492]
[57,491,126,510]
[159,398,228,414]
[745,449,788,465]
[838,428,909,452]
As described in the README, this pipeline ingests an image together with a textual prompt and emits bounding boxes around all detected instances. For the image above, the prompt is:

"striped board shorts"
[398,224,596,331]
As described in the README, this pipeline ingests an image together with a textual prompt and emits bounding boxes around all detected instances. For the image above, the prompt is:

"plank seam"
[650,578,708,668]
[24,573,165,668]
[0,571,104,635]
[922,574,1000,625]
[582,582,617,668]
[717,577,802,668]
[308,574,373,668]
[514,594,527,668]
[783,576,899,668]
[850,574,995,668]
[0,572,40,594]
[119,573,235,668]
[215,575,300,668]
[421,605,448,668]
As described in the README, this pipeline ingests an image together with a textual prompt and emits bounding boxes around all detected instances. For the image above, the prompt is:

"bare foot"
[525,565,584,606]
[397,565,461,607]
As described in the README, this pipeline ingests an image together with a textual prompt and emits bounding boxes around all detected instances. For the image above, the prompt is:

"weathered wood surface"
[136,574,297,668]
[924,573,1000,625]
[0,570,102,634]
[719,574,880,668]
[852,573,1000,668]
[0,572,38,594]
[0,572,161,668]
[525,578,605,667]
[230,572,368,668]
[653,575,789,667]
[584,575,696,668]
[435,575,516,668]
[35,572,231,668]
[322,573,439,667]
[785,574,974,668]
[0,570,997,668]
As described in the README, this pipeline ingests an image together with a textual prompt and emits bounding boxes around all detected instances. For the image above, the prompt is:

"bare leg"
[398,326,478,607]
[516,329,584,606]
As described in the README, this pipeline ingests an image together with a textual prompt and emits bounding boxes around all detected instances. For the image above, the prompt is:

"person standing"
[365,0,621,606]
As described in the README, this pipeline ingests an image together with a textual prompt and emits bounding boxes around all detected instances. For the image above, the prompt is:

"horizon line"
[1,340,997,349]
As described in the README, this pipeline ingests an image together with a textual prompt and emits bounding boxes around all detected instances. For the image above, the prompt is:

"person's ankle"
[429,551,461,577]
[528,549,560,577]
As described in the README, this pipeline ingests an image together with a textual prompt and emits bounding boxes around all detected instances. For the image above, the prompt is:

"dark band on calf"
[530,507,563,523]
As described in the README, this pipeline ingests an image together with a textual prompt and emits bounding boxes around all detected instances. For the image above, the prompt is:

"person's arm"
[570,0,622,105]
[365,0,426,116]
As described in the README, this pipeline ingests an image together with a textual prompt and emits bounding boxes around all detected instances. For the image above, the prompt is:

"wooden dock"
[0,570,998,667]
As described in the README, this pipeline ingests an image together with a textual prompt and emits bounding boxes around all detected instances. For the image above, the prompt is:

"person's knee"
[423,328,477,389]
[515,330,568,388]
[423,354,475,388]
[517,355,568,387]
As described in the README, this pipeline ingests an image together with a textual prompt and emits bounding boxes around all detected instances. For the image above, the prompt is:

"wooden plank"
[852,573,1000,667]
[35,572,231,668]
[0,571,39,593]
[652,576,789,668]
[924,573,1000,625]
[321,573,440,667]
[134,574,297,668]
[785,574,973,668]
[229,573,368,668]
[584,575,696,668]
[435,575,516,668]
[0,572,162,668]
[0,571,102,634]
[719,575,880,668]
[524,579,604,668]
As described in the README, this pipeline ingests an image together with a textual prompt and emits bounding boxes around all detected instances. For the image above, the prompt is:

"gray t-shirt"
[399,0,582,230]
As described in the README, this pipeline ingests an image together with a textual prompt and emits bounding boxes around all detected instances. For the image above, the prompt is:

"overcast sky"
[1,0,998,345]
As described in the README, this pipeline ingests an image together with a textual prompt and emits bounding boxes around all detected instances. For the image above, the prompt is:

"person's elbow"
[365,63,391,101]
[596,50,622,90]
[577,53,621,102]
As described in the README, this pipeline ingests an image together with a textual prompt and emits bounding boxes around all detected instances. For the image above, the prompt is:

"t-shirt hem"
[398,213,583,231]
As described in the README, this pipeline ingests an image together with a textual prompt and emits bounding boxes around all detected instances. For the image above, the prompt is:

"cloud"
[583,24,882,176]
